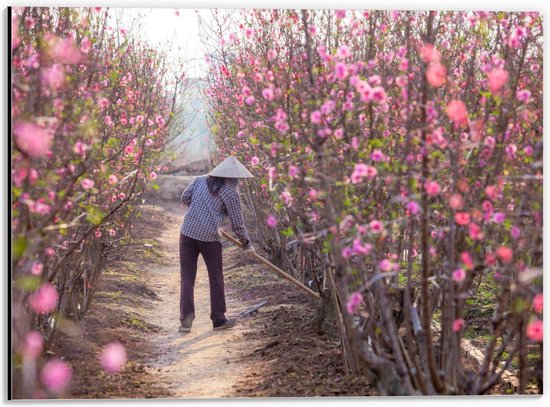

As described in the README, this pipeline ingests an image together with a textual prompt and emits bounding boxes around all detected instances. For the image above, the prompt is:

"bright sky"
[115,8,211,78]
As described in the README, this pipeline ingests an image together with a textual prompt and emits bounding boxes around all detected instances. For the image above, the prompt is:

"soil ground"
[55,177,370,398]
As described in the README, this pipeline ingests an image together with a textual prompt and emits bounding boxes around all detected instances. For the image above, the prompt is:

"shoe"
[213,317,237,331]
[179,314,194,332]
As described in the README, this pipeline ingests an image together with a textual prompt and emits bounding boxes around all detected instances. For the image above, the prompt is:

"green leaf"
[85,205,105,225]
[15,275,42,292]
[12,236,27,261]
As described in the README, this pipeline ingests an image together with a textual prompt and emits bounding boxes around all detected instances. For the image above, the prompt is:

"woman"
[178,156,255,332]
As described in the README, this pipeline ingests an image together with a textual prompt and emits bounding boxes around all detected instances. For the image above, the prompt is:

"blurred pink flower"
[80,37,92,53]
[369,220,384,234]
[406,201,420,215]
[266,214,278,227]
[452,268,466,282]
[46,34,85,64]
[251,156,259,165]
[81,178,95,190]
[379,259,393,272]
[493,212,506,223]
[370,149,385,162]
[261,88,274,101]
[516,89,531,103]
[419,43,441,64]
[341,246,353,259]
[468,223,484,240]
[22,331,44,359]
[13,121,54,158]
[108,175,118,185]
[40,64,66,90]
[288,165,299,178]
[335,62,348,80]
[426,63,446,87]
[532,294,543,314]
[149,171,157,180]
[526,319,543,342]
[510,226,521,239]
[352,238,372,256]
[100,342,128,374]
[446,100,468,127]
[31,261,44,276]
[487,68,509,94]
[346,292,363,314]
[454,212,470,226]
[448,193,464,210]
[424,181,441,197]
[29,283,59,314]
[245,96,255,105]
[452,318,465,332]
[496,246,513,264]
[310,110,322,124]
[371,86,387,103]
[40,359,72,393]
[335,10,346,19]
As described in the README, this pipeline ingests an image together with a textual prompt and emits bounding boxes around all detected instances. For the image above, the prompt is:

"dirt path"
[141,204,256,398]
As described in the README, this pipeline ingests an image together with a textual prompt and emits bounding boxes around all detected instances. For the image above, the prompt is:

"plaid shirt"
[180,175,250,245]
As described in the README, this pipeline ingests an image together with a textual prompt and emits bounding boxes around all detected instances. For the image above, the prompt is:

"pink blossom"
[46,35,85,64]
[281,190,293,206]
[73,141,88,156]
[149,171,157,180]
[266,214,278,227]
[455,212,471,226]
[100,342,127,374]
[98,98,109,110]
[108,175,118,185]
[251,156,259,165]
[370,149,385,162]
[533,294,543,314]
[419,43,441,64]
[45,247,55,257]
[80,37,92,53]
[406,201,420,215]
[40,359,72,393]
[29,283,59,314]
[335,62,348,80]
[452,268,466,282]
[288,165,299,178]
[81,178,95,190]
[524,145,534,156]
[335,10,346,19]
[505,144,517,159]
[341,246,353,259]
[487,68,509,94]
[22,331,44,359]
[369,220,384,234]
[262,88,274,101]
[379,259,393,272]
[446,100,468,127]
[371,86,387,103]
[496,246,513,264]
[424,181,441,197]
[516,89,531,103]
[468,223,484,240]
[124,145,134,154]
[526,319,543,342]
[426,63,447,87]
[510,226,521,239]
[493,212,506,223]
[245,96,256,105]
[336,44,352,59]
[452,318,465,332]
[346,292,363,314]
[352,238,372,256]
[31,262,44,276]
[13,121,54,158]
[448,193,464,210]
[40,64,65,90]
[310,110,322,124]
[461,252,474,270]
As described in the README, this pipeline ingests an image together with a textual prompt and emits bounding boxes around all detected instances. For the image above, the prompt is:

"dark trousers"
[179,234,226,324]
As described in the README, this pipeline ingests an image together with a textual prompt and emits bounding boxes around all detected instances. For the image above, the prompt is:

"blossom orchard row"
[11,7,182,398]
[203,10,542,394]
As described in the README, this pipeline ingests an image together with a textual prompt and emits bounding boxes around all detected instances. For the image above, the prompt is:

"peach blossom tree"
[201,9,542,394]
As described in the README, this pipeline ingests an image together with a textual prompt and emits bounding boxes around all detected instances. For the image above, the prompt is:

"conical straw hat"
[209,156,254,178]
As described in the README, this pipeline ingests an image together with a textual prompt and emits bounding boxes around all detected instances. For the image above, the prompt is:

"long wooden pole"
[219,229,320,300]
